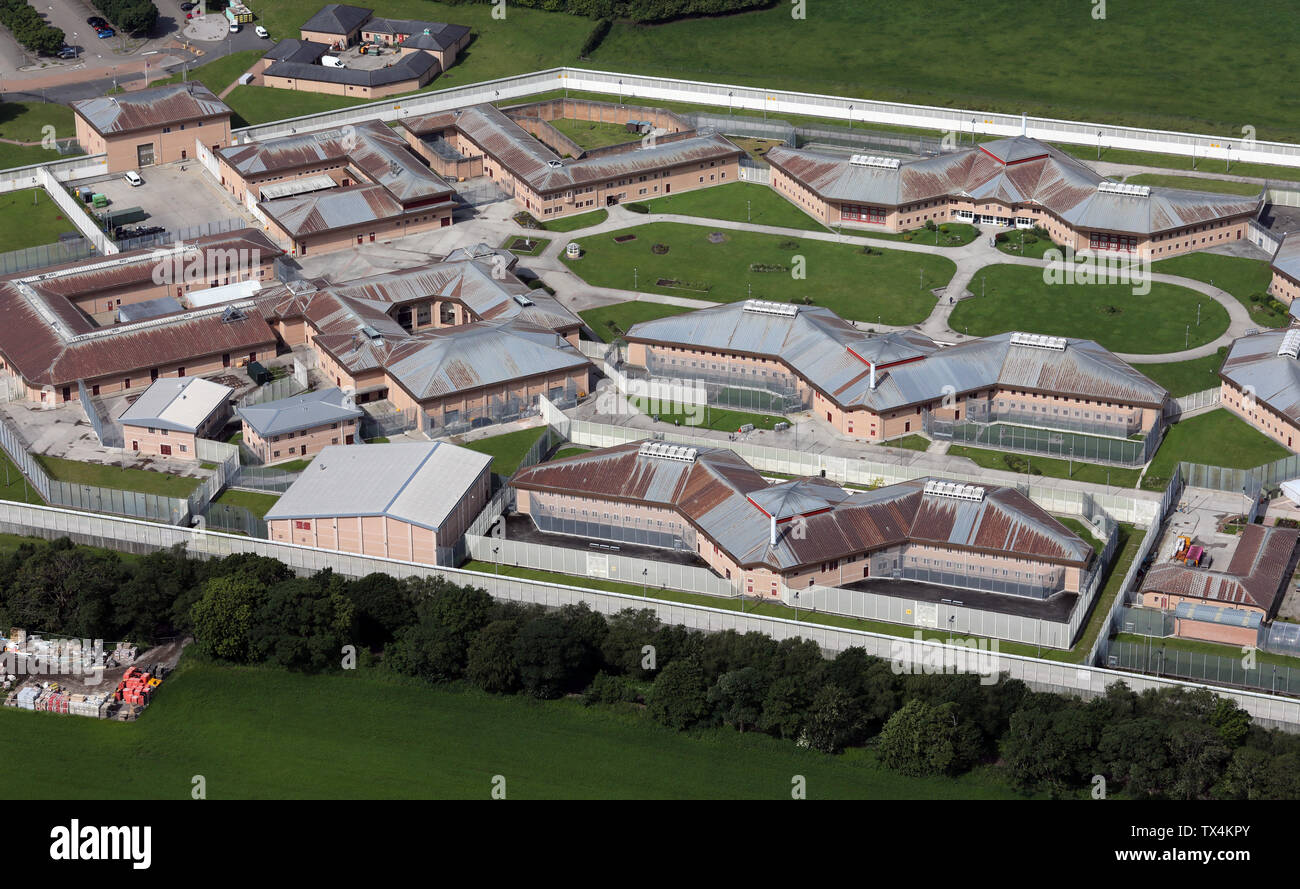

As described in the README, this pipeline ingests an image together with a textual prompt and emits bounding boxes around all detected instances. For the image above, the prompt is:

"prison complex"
[512,442,1094,600]
[766,136,1261,258]
[1219,329,1300,452]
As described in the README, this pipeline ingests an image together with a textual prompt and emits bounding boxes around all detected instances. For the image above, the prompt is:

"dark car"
[180,1,196,9]
[57,45,79,59]
[87,16,108,28]
[96,27,115,38]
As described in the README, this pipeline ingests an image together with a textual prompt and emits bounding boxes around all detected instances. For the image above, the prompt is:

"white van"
[255,25,268,38]
[321,55,346,69]
[228,22,240,33]
[124,171,143,187]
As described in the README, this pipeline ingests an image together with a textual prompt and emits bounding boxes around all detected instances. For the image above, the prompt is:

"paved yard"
[73,162,254,237]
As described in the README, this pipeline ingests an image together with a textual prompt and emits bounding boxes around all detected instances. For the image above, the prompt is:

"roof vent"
[547,160,563,168]
[221,306,247,323]
[742,299,798,317]
[848,154,900,169]
[923,480,986,502]
[638,441,698,463]
[1097,180,1151,197]
[1009,331,1068,351]
[512,294,534,307]
[1279,329,1300,360]
[360,325,383,341]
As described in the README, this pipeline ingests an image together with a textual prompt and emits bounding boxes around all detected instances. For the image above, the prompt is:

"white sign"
[914,601,939,629]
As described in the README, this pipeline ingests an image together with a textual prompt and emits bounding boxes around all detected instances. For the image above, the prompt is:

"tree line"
[91,0,158,35]
[442,0,774,24]
[0,0,63,55]
[2,536,1298,799]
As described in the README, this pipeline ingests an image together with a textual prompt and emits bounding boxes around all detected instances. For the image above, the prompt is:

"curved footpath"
[477,203,1258,363]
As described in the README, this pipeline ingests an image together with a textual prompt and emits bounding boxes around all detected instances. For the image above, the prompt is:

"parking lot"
[75,162,257,239]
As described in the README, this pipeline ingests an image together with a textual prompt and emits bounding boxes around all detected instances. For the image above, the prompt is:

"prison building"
[0,230,283,404]
[1137,524,1300,645]
[236,387,363,465]
[624,300,1168,446]
[766,136,1261,259]
[215,120,457,255]
[1219,329,1300,451]
[399,103,744,220]
[1269,232,1300,307]
[265,441,491,566]
[512,442,1094,600]
[299,4,470,67]
[118,376,233,461]
[72,83,233,172]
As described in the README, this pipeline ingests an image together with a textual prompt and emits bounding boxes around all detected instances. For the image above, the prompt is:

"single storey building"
[72,83,232,172]
[1219,329,1300,451]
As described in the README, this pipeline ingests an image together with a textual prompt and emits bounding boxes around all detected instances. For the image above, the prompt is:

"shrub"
[578,16,612,58]
[625,202,650,214]
[650,243,669,254]
[902,233,913,241]
[938,225,949,234]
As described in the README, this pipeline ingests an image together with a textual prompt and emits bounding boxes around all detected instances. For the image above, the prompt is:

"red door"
[131,441,139,451]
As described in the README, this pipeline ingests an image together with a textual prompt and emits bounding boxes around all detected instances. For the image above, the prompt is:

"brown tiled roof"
[72,83,230,136]
[1140,524,1300,614]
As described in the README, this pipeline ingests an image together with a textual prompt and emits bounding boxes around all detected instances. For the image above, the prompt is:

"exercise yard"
[626,396,784,434]
[639,182,831,232]
[547,118,641,151]
[563,222,955,326]
[579,302,691,342]
[948,264,1229,354]
[1131,351,1227,398]
[1140,409,1291,491]
[0,189,85,252]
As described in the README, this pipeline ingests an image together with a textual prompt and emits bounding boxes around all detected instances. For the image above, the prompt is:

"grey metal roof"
[1174,601,1262,628]
[1220,330,1300,423]
[220,119,451,204]
[259,183,442,237]
[117,377,232,432]
[627,301,1167,411]
[73,83,230,136]
[300,3,373,35]
[118,296,183,323]
[262,38,330,64]
[235,386,362,437]
[402,104,743,195]
[766,136,1261,236]
[265,441,491,532]
[1272,232,1300,284]
[264,50,438,88]
[363,18,469,50]
[513,443,1092,572]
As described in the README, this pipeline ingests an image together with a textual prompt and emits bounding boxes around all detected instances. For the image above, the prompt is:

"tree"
[648,656,709,730]
[248,576,353,671]
[1098,717,1172,798]
[801,683,862,754]
[1002,704,1099,797]
[386,580,493,682]
[758,674,814,741]
[1168,720,1231,800]
[189,574,267,663]
[1208,698,1252,749]
[600,608,662,680]
[466,619,521,693]
[876,699,969,776]
[346,573,415,648]
[5,539,125,638]
[112,546,198,641]
[513,604,607,698]
[707,666,767,732]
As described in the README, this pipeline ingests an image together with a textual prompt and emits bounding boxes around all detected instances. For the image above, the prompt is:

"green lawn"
[552,447,590,460]
[212,489,280,519]
[0,101,75,144]
[542,208,609,232]
[1153,252,1286,328]
[222,85,378,128]
[502,235,551,256]
[579,302,691,342]
[628,396,783,433]
[459,427,548,476]
[0,449,43,504]
[273,458,314,473]
[564,222,955,325]
[1113,634,1300,673]
[996,229,1064,260]
[1071,523,1140,659]
[1131,351,1226,397]
[547,117,639,151]
[150,50,266,95]
[1124,174,1265,197]
[1140,409,1291,491]
[640,182,831,232]
[0,659,1023,799]
[947,445,1143,489]
[0,188,85,250]
[885,434,931,452]
[851,222,979,248]
[34,455,201,498]
[950,264,1229,354]
[1056,517,1104,555]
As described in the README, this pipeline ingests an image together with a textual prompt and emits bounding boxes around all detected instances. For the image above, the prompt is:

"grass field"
[222,85,378,128]
[628,396,783,433]
[1140,409,1291,491]
[150,50,266,95]
[852,222,979,247]
[0,450,42,504]
[1131,352,1226,397]
[552,447,590,460]
[547,117,638,150]
[541,208,609,232]
[1056,517,1104,555]
[1123,174,1265,197]
[1153,252,1286,328]
[564,222,955,325]
[946,445,1142,489]
[0,188,84,250]
[996,230,1064,259]
[579,302,691,342]
[640,182,830,232]
[885,434,931,452]
[459,427,548,476]
[0,101,75,144]
[949,264,1229,354]
[0,659,1024,799]
[1113,633,1300,674]
[34,455,202,497]
[212,489,280,519]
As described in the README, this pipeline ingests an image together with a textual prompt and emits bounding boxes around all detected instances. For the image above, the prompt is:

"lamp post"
[492,545,499,574]
[642,567,648,598]
[1097,130,1102,160]
[632,266,637,291]
[1185,324,1190,348]
[793,590,800,621]
[728,90,733,116]
[848,105,853,130]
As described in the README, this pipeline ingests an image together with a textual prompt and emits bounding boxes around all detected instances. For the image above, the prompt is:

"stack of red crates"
[114,667,153,707]
[40,691,69,714]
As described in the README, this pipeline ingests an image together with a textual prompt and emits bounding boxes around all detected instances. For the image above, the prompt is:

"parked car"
[87,16,108,28]
[255,25,268,38]
[57,46,79,59]
[96,27,115,38]
[179,1,196,9]
[124,171,143,187]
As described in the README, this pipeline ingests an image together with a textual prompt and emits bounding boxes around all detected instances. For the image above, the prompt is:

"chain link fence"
[1109,639,1300,697]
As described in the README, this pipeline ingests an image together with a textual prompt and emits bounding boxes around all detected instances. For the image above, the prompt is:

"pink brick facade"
[1221,378,1300,451]
[241,417,359,464]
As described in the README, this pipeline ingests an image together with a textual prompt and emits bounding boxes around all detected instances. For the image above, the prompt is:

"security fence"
[237,377,307,408]
[1164,386,1221,420]
[454,177,513,207]
[229,463,302,494]
[40,167,115,255]
[684,112,795,146]
[202,501,268,539]
[1109,639,1300,697]
[3,498,1300,728]
[794,121,947,156]
[430,386,578,439]
[114,217,250,253]
[0,154,107,196]
[638,356,806,414]
[77,380,122,448]
[361,406,419,440]
[0,237,95,277]
[926,416,1156,466]
[1117,605,1176,637]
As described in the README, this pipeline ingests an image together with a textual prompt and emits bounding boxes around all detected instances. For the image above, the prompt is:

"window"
[842,204,886,224]
[294,520,312,531]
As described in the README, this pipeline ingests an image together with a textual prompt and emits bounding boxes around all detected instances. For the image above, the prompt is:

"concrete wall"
[1222,379,1300,451]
